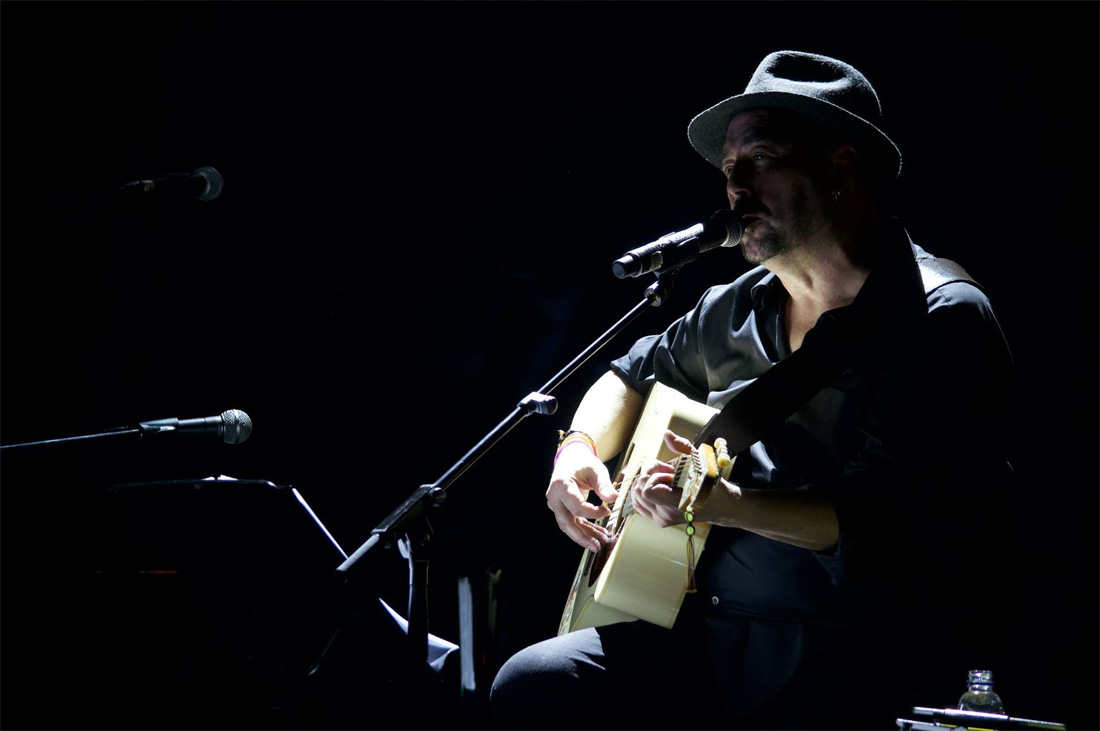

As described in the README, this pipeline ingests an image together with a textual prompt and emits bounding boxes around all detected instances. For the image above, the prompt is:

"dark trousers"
[490,605,963,730]
[490,617,724,730]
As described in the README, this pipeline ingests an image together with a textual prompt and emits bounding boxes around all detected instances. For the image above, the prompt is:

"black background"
[2,2,1097,729]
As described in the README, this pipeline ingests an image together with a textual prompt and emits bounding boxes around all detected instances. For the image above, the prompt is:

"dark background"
[2,1,1097,729]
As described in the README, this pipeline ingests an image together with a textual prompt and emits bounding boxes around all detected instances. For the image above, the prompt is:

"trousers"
[490,614,724,730]
[489,596,960,730]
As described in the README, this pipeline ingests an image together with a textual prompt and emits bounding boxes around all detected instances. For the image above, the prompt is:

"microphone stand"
[335,271,680,673]
[0,424,174,450]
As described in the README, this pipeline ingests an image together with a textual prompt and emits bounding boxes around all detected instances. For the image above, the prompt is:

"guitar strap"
[693,244,976,453]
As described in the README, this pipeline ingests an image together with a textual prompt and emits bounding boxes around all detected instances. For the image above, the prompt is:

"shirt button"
[711,596,720,605]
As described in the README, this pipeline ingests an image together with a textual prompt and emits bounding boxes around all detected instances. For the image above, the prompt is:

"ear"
[829,144,859,188]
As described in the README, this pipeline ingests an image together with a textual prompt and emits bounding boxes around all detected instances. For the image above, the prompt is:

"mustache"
[731,200,767,218]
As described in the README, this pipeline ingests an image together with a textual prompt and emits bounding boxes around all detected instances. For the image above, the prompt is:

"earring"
[833,190,841,204]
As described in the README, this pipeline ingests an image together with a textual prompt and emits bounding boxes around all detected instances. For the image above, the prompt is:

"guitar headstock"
[672,437,734,514]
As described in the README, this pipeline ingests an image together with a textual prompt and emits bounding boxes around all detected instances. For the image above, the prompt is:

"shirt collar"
[749,270,782,312]
[746,218,920,316]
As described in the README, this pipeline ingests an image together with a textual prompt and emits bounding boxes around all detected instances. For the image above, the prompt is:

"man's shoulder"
[911,244,982,298]
[898,224,992,307]
[904,237,995,316]
[905,244,1001,340]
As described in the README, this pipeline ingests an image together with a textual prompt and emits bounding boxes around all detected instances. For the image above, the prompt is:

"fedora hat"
[687,50,902,182]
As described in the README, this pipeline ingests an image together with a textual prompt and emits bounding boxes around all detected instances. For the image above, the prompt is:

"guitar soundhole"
[588,541,609,587]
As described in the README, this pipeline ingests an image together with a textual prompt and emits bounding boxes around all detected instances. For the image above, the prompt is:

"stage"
[2,2,1097,728]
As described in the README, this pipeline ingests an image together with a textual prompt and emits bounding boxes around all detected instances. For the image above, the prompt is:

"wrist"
[695,478,742,525]
[555,429,598,466]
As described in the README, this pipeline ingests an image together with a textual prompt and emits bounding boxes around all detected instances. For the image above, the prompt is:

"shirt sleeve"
[610,271,769,406]
[812,281,1014,600]
[609,289,721,405]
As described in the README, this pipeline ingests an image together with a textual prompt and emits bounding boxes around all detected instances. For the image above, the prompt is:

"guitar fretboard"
[609,451,699,533]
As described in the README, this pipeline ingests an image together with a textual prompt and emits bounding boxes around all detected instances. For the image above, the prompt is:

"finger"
[551,510,609,553]
[636,471,681,523]
[560,513,609,542]
[560,494,611,521]
[547,482,613,549]
[593,476,619,505]
[633,492,677,528]
[631,493,654,522]
[575,518,611,552]
[548,479,611,520]
[574,464,619,506]
[633,473,666,512]
[663,429,694,455]
[638,471,675,493]
[640,459,676,480]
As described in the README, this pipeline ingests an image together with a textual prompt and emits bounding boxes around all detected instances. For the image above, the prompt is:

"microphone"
[118,166,224,202]
[612,209,743,279]
[138,409,252,444]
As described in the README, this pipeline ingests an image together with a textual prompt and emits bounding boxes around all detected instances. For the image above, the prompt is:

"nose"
[724,160,751,204]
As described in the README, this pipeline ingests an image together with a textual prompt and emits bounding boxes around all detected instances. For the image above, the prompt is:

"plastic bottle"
[957,669,1005,713]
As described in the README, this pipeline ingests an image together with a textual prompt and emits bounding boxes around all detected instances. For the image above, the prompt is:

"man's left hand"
[630,429,694,527]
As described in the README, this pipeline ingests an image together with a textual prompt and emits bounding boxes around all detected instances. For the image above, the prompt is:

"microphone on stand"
[612,209,743,279]
[117,166,224,202]
[138,409,253,444]
[0,409,253,449]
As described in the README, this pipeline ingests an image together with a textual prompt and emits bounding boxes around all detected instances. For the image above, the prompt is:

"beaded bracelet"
[684,507,698,593]
[554,429,598,465]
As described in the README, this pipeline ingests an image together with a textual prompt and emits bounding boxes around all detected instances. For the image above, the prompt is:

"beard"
[740,224,788,264]
[738,186,822,265]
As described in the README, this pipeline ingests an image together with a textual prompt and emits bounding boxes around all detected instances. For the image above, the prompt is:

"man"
[491,51,1013,729]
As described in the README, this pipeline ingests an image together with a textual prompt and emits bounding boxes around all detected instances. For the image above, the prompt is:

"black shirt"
[610,220,1013,715]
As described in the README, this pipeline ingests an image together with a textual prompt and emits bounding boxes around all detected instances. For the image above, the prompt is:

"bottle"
[957,669,1005,713]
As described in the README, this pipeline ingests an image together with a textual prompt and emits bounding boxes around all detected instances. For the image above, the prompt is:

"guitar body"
[558,382,723,635]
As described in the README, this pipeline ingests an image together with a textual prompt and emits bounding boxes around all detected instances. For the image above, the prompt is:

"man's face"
[720,110,834,264]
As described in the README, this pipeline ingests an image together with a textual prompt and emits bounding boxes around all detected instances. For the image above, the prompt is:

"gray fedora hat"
[687,50,902,182]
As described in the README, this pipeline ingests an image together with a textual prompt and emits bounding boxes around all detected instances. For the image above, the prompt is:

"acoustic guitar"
[558,382,733,635]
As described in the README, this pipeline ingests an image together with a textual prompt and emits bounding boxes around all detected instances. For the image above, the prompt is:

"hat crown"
[686,50,902,182]
[746,51,884,126]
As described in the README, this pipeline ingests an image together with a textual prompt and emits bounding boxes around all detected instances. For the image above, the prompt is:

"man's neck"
[769,219,879,351]
[772,237,873,312]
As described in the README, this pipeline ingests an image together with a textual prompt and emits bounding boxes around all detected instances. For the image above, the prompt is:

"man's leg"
[490,616,720,729]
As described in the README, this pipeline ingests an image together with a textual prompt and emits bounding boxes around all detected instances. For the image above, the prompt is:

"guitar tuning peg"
[714,438,734,478]
[714,437,731,466]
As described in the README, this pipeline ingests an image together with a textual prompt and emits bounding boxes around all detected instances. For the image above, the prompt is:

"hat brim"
[687,91,902,181]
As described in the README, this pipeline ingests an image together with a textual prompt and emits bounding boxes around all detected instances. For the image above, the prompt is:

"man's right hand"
[545,443,620,553]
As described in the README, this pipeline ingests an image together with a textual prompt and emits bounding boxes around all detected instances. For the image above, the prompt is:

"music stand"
[98,477,457,728]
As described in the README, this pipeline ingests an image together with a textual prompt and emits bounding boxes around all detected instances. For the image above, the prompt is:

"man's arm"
[545,370,644,552]
[551,374,839,552]
[631,431,840,551]
[569,370,644,458]
[698,483,839,551]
